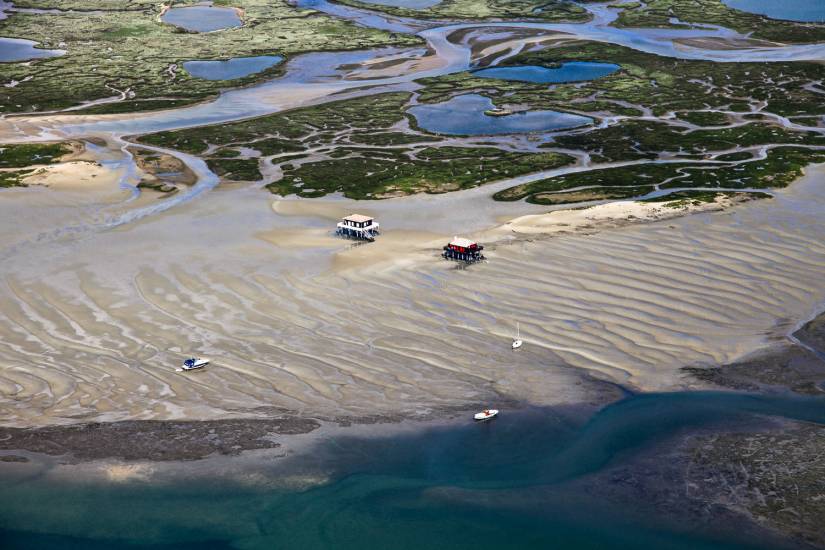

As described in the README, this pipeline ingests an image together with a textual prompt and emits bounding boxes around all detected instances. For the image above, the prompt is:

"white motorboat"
[512,322,523,350]
[474,409,499,421]
[179,357,209,371]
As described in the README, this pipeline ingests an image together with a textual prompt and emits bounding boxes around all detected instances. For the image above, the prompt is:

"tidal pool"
[161,4,242,32]
[473,62,620,84]
[723,0,825,22]
[183,55,283,80]
[358,0,442,9]
[408,94,592,135]
[0,37,64,62]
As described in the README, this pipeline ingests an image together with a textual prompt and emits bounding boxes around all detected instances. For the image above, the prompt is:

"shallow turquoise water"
[473,62,620,84]
[408,94,592,135]
[161,6,242,32]
[1,391,823,549]
[723,0,825,22]
[183,56,283,81]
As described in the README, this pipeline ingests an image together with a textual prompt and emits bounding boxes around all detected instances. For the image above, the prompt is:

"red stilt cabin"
[443,236,484,263]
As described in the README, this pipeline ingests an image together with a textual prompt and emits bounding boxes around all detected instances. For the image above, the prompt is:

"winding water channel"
[2,4,825,547]
[0,0,822,424]
[1,0,824,234]
[5,1,825,142]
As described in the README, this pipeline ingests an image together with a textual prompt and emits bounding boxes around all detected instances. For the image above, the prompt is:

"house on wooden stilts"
[443,236,484,263]
[336,214,380,241]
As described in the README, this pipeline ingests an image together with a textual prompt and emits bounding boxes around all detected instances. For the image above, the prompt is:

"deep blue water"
[723,0,825,22]
[183,56,283,80]
[161,5,242,32]
[408,94,592,135]
[1,391,824,549]
[0,37,63,62]
[473,62,620,84]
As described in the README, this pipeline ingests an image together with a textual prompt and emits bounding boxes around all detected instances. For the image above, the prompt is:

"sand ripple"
[0,166,824,427]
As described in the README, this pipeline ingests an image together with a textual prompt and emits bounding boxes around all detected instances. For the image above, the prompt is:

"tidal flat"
[2,0,825,547]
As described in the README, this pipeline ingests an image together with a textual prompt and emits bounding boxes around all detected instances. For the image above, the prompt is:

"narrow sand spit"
[487,194,754,238]
[0,161,823,427]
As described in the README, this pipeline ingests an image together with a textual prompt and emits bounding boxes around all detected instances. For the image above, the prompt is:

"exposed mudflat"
[1,162,824,429]
[796,313,825,357]
[685,420,825,548]
[0,417,321,462]
[683,311,825,395]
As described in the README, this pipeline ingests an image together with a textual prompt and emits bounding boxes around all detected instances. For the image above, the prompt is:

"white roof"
[449,237,476,247]
[343,214,373,223]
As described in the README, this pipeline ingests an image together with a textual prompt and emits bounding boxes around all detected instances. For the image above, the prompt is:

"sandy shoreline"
[19,160,115,190]
[485,193,763,239]
[0,149,824,434]
[0,309,820,466]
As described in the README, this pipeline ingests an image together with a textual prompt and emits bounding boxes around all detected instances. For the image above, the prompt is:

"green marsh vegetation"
[0,171,32,188]
[0,143,75,188]
[206,158,263,182]
[0,143,73,168]
[138,92,575,196]
[675,111,731,127]
[419,42,825,119]
[552,121,825,163]
[330,0,590,22]
[133,33,825,202]
[274,146,573,198]
[605,0,825,43]
[417,40,825,203]
[525,185,656,205]
[0,0,421,113]
[494,148,825,204]
[641,190,772,208]
[137,36,825,200]
[138,92,414,155]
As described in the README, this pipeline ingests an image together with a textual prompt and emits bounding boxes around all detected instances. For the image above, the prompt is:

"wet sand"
[1,144,824,429]
[683,309,825,394]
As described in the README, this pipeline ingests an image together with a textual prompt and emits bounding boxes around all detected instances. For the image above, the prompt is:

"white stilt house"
[336,214,380,241]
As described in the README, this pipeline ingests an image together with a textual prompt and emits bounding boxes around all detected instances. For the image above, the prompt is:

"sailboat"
[512,322,523,350]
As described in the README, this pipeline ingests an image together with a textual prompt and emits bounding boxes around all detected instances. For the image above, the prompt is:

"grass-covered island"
[0,142,78,187]
[133,36,825,205]
[3,1,825,549]
[136,92,577,198]
[0,0,420,113]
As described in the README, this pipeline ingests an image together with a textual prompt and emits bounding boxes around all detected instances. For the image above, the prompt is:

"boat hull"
[180,358,209,371]
[181,364,206,371]
[474,409,499,421]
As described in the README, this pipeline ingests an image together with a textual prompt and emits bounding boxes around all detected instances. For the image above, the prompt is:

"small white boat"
[484,107,513,117]
[179,357,209,371]
[474,409,499,421]
[512,322,523,350]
